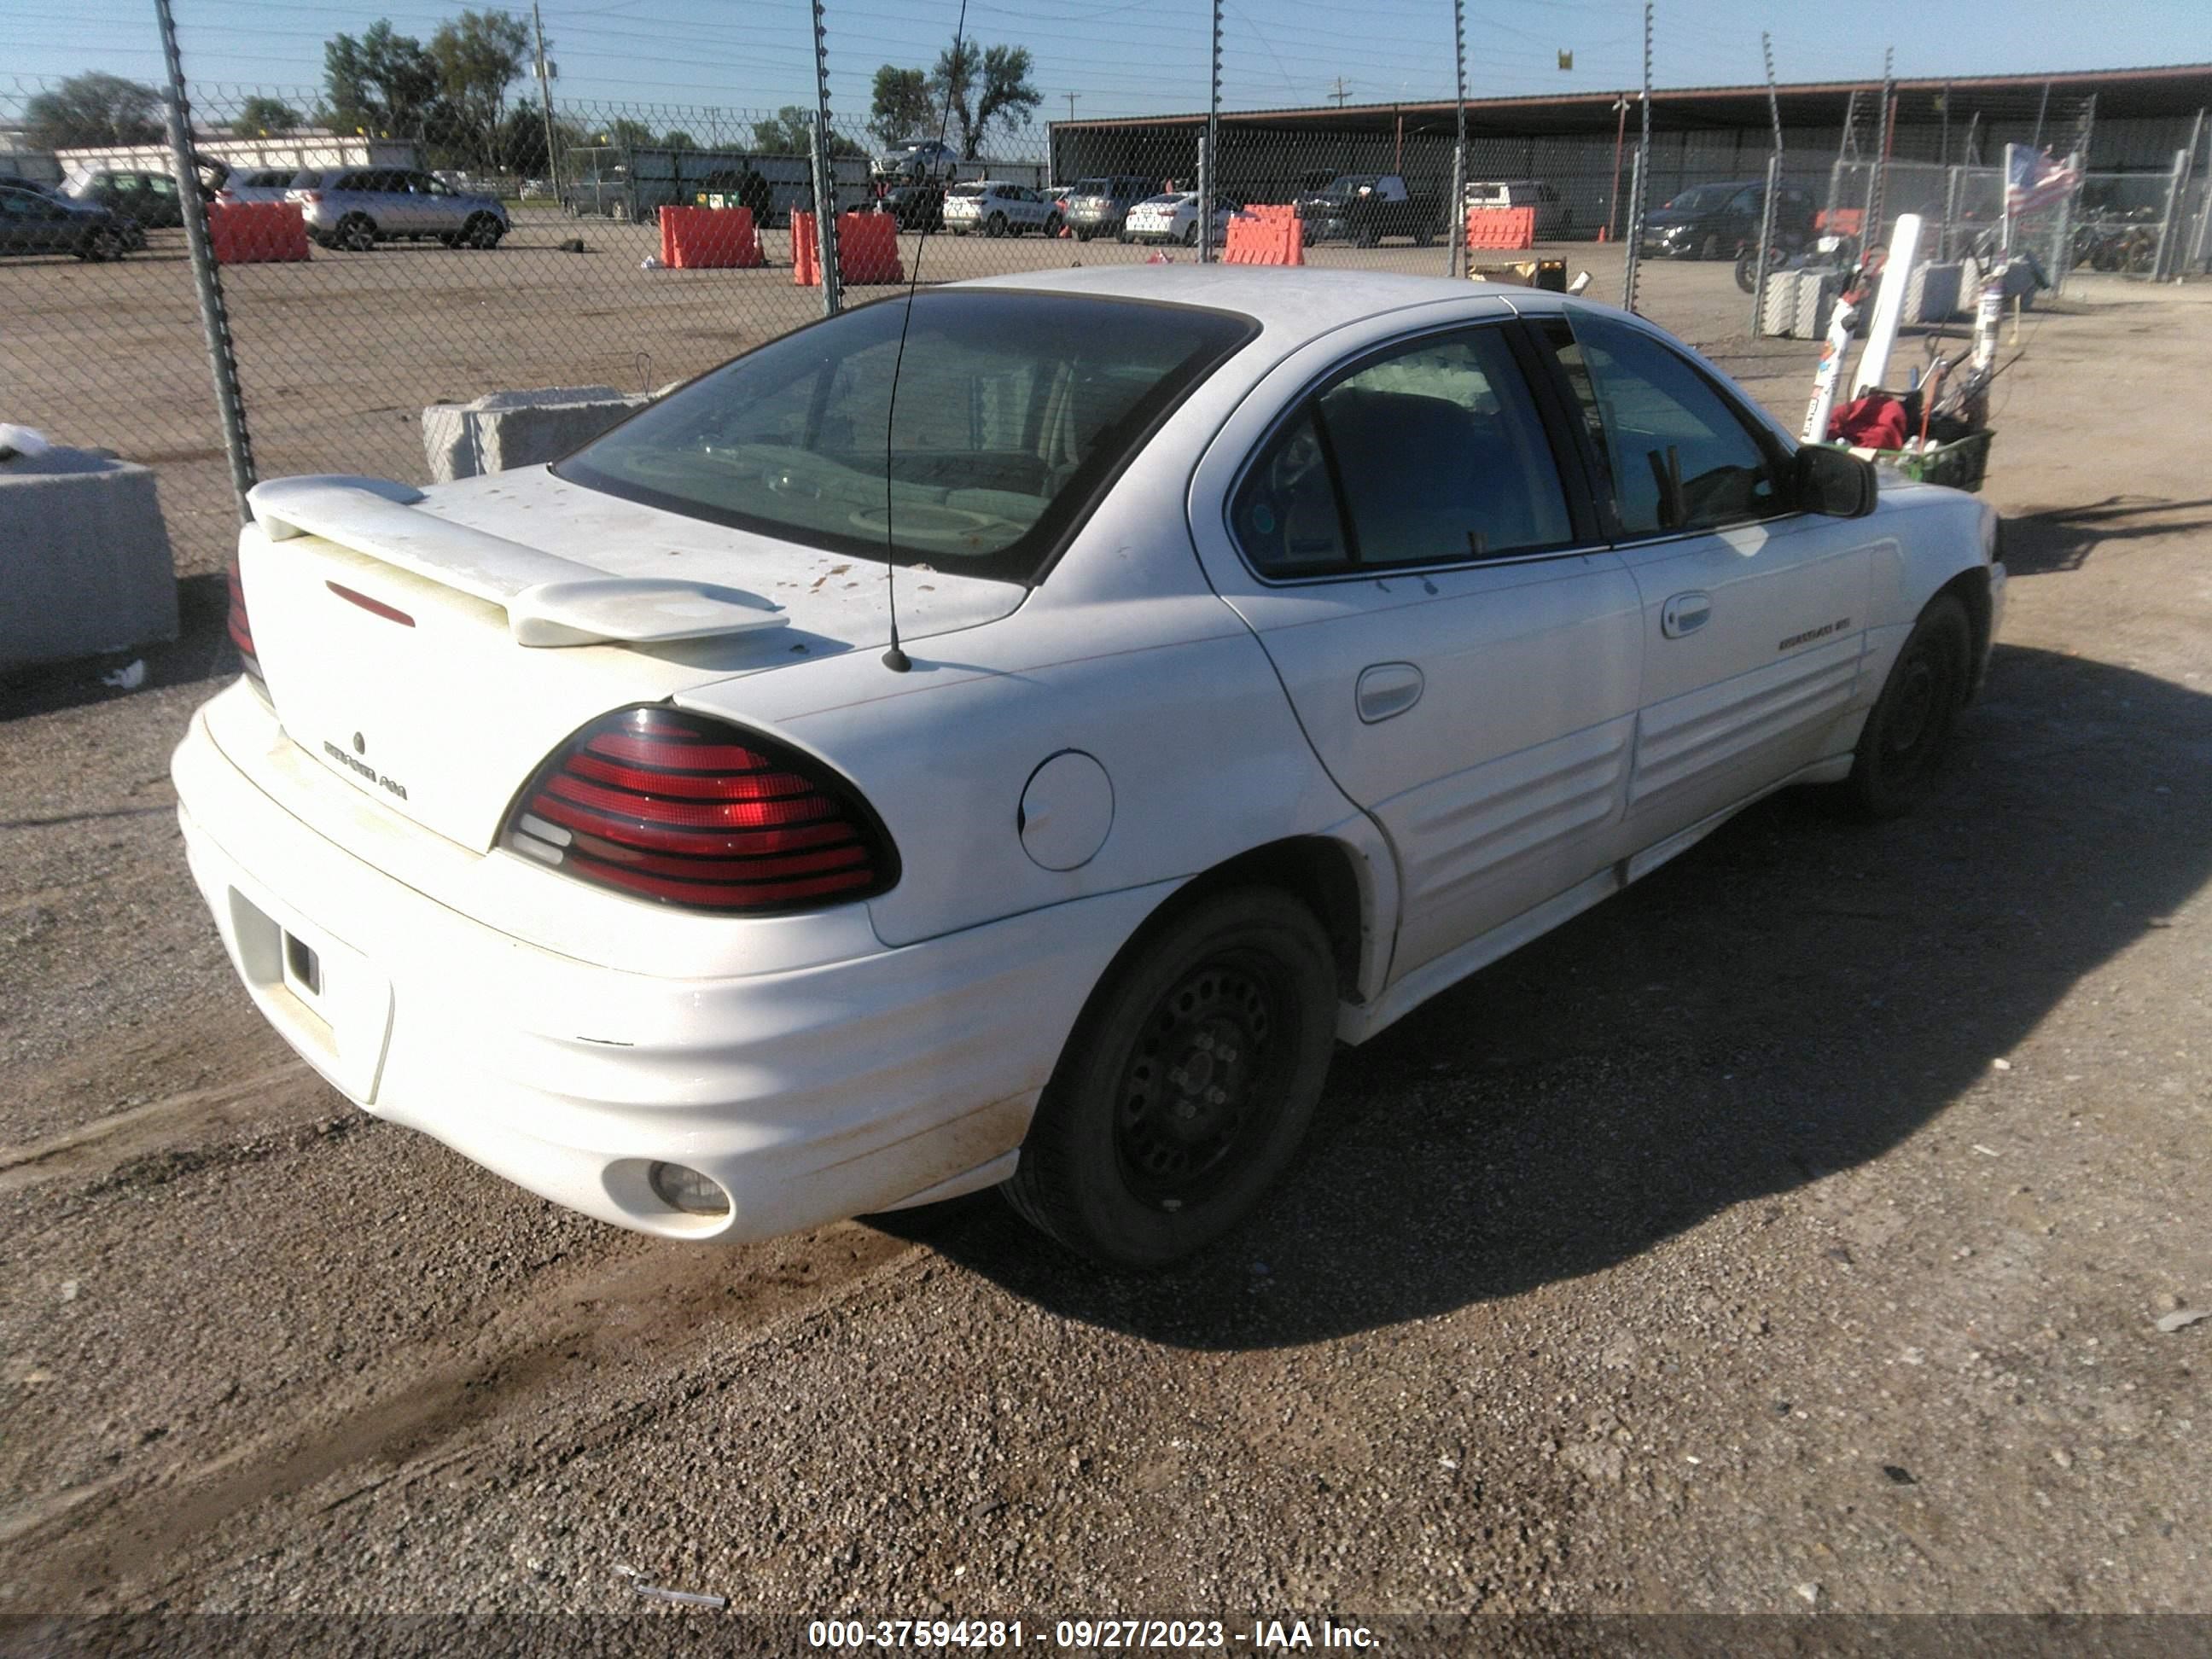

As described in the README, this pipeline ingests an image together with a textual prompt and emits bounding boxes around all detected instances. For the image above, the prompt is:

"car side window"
[1233,326,1573,575]
[1535,312,1784,538]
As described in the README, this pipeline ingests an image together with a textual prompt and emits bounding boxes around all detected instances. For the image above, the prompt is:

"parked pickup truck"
[1295,173,1445,247]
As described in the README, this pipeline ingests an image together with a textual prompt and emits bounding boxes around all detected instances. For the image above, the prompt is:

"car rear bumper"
[172,683,1166,1243]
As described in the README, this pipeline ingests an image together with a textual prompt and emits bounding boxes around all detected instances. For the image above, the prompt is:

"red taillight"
[226,557,264,685]
[502,706,897,914]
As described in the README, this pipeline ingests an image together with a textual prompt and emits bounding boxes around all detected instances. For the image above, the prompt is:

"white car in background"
[942,180,1059,237]
[175,268,2001,1269]
[1126,190,1239,247]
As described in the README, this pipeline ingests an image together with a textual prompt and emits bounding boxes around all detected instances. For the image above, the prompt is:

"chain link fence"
[5,21,2206,585]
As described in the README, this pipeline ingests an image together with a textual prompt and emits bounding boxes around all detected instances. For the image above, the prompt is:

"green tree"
[23,72,165,149]
[926,41,1039,156]
[662,130,696,151]
[869,66,933,148]
[597,116,656,151]
[749,106,861,158]
[430,9,532,160]
[323,21,442,137]
[493,102,582,176]
[235,95,304,137]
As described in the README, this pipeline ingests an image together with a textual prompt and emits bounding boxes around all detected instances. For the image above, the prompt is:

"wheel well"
[1143,838,1369,1004]
[1936,564,1993,701]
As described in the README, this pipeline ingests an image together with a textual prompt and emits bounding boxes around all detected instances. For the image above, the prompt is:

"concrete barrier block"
[0,446,179,672]
[422,386,652,482]
[1762,265,1842,339]
[1906,260,1965,324]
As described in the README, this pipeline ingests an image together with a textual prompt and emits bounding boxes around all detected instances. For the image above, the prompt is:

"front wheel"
[335,214,375,252]
[1044,212,1062,237]
[1836,594,1972,820]
[79,226,125,262]
[464,212,504,249]
[986,212,1007,239]
[1003,888,1339,1269]
[1735,246,1790,293]
[1182,220,1199,247]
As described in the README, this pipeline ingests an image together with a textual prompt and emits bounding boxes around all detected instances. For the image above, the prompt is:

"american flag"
[2005,143,2081,217]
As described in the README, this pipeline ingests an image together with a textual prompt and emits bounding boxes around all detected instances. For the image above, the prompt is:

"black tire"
[1356,222,1380,249]
[1003,888,1338,1270]
[1074,227,1094,242]
[1837,594,1972,820]
[464,212,504,249]
[1116,226,1132,245]
[79,226,124,262]
[1044,212,1062,238]
[1698,232,1720,261]
[986,212,1007,238]
[335,214,375,252]
[1182,220,1199,247]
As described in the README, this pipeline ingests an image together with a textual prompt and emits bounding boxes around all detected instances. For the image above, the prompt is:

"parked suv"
[215,166,307,205]
[942,180,1059,237]
[1066,176,1155,242]
[289,168,509,251]
[1464,178,1570,239]
[63,167,200,229]
[1644,178,1813,261]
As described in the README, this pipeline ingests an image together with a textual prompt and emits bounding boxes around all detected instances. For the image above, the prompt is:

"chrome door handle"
[1661,591,1712,637]
[1356,661,1424,724]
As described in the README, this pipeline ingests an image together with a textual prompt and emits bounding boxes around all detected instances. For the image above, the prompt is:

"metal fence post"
[1941,165,1961,262]
[1446,0,1467,279]
[808,0,841,316]
[1748,152,1781,338]
[1199,0,1220,262]
[1620,1,1651,313]
[154,0,255,522]
[2153,147,2191,282]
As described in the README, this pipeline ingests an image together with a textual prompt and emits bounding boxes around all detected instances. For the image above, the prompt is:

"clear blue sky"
[4,0,2209,125]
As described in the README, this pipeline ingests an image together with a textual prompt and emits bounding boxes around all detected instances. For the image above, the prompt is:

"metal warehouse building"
[1048,63,2212,238]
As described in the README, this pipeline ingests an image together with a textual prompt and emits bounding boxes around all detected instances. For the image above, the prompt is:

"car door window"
[1535,313,1784,538]
[1233,326,1573,574]
[148,174,178,199]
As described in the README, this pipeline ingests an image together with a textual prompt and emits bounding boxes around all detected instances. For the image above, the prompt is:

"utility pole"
[1065,92,1078,124]
[532,3,561,199]
[1329,78,1349,109]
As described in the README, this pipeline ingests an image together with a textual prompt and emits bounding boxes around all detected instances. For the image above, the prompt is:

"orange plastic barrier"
[791,210,819,285]
[658,205,765,270]
[1222,206,1303,266]
[791,209,906,286]
[1464,207,1537,252]
[836,211,904,284]
[207,201,311,263]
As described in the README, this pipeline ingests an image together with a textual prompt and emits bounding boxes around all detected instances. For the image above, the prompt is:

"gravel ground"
[1,268,2208,1654]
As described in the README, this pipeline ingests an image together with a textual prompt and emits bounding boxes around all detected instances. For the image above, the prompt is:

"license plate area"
[226,887,393,1103]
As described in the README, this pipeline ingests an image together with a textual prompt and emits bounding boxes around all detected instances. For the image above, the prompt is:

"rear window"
[1075,178,1109,195]
[556,289,1256,585]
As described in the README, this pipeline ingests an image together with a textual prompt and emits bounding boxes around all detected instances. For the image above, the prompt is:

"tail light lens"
[502,706,898,914]
[226,556,265,687]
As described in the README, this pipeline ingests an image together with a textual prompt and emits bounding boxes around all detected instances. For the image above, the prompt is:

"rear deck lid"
[238,468,1023,853]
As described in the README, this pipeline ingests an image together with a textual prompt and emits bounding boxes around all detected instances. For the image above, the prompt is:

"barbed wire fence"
[1,3,2198,586]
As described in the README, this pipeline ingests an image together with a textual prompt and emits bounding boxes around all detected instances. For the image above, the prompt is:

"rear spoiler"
[247,475,788,649]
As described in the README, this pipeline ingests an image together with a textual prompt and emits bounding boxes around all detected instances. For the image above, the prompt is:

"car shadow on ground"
[896,644,2212,1348]
[2001,496,2212,577]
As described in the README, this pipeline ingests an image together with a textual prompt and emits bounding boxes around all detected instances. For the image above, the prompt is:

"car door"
[1195,317,1645,982]
[1524,308,1875,853]
[0,189,36,253]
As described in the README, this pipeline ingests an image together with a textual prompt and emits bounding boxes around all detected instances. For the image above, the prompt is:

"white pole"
[1851,211,1924,396]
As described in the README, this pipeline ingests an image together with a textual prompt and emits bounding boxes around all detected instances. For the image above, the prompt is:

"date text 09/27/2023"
[806,1618,1381,1650]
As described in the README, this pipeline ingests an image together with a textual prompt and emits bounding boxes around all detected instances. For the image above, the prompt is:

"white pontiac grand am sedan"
[175,267,2003,1268]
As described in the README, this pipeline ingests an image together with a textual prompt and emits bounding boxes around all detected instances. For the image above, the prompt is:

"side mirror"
[1795,443,1877,518]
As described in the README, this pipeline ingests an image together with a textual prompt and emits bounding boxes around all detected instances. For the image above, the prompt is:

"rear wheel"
[1182,220,1199,247]
[335,213,375,252]
[986,212,1007,238]
[1044,212,1062,238]
[79,226,125,262]
[1837,594,1972,819]
[1003,888,1338,1269]
[1074,227,1094,242]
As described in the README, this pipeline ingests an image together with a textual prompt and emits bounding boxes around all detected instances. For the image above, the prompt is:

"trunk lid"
[239,467,1022,853]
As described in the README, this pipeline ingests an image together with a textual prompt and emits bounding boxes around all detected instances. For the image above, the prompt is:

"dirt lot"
[2,257,2209,1652]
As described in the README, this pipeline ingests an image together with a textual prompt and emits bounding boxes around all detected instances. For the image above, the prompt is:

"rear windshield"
[1074,178,1109,194]
[556,289,1256,585]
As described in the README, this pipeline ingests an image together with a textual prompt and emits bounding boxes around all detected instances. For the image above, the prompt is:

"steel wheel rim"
[1112,951,1291,1210]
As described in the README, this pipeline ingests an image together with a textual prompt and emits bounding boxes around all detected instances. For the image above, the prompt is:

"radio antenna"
[878,0,972,674]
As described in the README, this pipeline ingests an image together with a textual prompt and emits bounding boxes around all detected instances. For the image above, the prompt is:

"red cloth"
[1828,393,1909,449]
